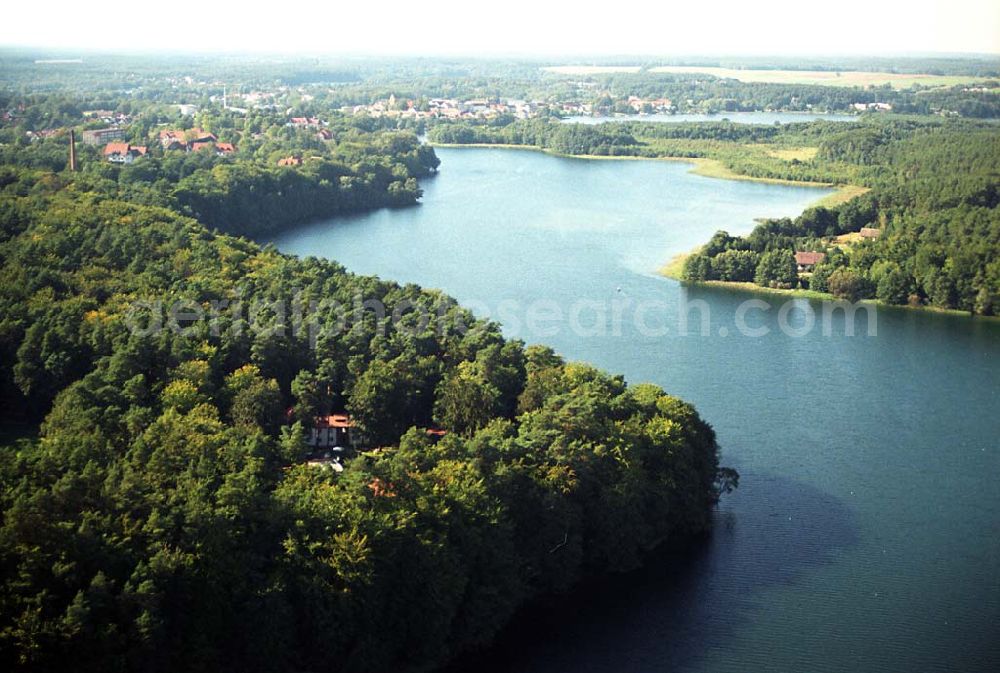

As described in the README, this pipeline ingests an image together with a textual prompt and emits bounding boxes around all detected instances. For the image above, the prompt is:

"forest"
[0,105,734,671]
[429,117,1000,314]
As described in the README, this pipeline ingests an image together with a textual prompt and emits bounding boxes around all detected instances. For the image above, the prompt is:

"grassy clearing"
[647,66,989,89]
[814,184,870,208]
[766,146,819,161]
[659,251,693,280]
[832,231,864,246]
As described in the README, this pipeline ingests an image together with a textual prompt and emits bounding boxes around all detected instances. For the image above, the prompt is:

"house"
[158,128,217,151]
[190,141,235,156]
[859,227,882,239]
[278,155,303,167]
[81,128,126,145]
[103,142,147,164]
[852,102,893,112]
[189,141,214,154]
[795,251,826,272]
[307,414,366,450]
[158,129,187,150]
[289,116,321,128]
[316,128,333,141]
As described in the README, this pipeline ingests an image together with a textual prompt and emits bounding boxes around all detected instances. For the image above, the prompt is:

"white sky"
[1,0,998,57]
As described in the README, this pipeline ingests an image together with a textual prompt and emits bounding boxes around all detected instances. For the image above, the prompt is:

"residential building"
[307,414,366,450]
[103,143,147,164]
[795,251,826,272]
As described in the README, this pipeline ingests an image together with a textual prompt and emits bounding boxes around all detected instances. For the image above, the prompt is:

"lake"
[563,111,860,125]
[270,148,1000,673]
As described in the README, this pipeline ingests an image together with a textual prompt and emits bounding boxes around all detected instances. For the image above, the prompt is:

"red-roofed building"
[795,251,826,272]
[278,155,303,167]
[215,142,235,155]
[103,142,147,164]
[307,414,367,450]
[158,128,217,151]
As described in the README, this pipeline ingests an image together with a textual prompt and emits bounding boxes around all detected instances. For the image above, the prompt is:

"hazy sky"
[2,0,998,56]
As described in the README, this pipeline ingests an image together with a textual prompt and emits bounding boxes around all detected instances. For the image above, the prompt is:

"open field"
[766,146,819,161]
[542,65,642,75]
[813,184,870,207]
[647,66,989,89]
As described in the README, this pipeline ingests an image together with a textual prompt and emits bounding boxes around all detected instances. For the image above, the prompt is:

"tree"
[754,249,797,288]
[711,249,759,282]
[682,253,713,281]
[433,361,502,435]
[347,358,417,445]
[225,364,283,433]
[875,266,911,305]
[827,268,867,302]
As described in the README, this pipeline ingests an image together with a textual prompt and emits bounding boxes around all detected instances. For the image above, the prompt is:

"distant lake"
[564,111,860,124]
[271,147,1000,673]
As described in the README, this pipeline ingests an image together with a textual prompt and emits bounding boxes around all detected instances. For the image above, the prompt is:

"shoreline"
[659,251,998,320]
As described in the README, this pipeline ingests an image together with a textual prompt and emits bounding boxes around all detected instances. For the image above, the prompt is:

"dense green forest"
[0,120,734,671]
[429,117,1000,314]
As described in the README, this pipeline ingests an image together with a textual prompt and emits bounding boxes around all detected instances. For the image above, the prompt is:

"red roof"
[795,251,826,266]
[278,155,302,166]
[103,142,131,155]
[215,142,235,153]
[425,428,447,437]
[190,141,214,153]
[160,128,215,143]
[316,414,354,429]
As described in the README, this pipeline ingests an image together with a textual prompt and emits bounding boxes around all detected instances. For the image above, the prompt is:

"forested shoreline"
[0,108,734,672]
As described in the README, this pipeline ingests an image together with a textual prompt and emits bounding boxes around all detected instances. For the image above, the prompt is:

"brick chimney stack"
[68,129,78,172]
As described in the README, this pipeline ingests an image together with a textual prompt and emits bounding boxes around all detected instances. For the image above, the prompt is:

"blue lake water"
[270,147,1000,673]
[563,112,860,125]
